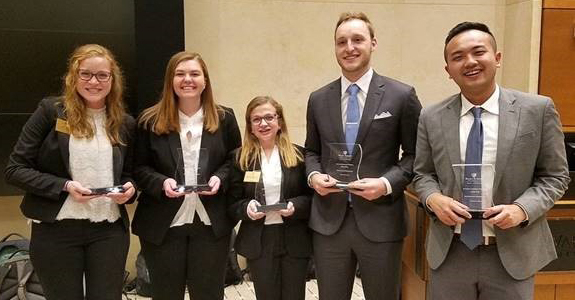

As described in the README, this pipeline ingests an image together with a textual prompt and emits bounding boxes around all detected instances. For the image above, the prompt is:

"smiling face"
[444,29,501,104]
[172,59,206,102]
[250,103,280,148]
[335,18,377,82]
[75,56,112,109]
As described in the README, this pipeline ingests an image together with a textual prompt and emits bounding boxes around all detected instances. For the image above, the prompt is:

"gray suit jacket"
[413,87,570,280]
[305,72,422,242]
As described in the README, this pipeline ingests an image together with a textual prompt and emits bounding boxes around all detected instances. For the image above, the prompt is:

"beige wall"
[184,0,510,145]
[502,0,542,93]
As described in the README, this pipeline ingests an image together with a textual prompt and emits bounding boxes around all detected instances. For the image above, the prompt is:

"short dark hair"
[444,22,497,59]
[335,12,375,40]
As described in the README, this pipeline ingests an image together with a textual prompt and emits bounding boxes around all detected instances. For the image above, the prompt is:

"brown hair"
[138,51,223,134]
[335,12,375,39]
[63,44,126,145]
[237,96,303,171]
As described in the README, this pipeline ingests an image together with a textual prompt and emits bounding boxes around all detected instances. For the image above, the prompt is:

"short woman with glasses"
[131,51,241,300]
[4,44,136,300]
[228,96,312,300]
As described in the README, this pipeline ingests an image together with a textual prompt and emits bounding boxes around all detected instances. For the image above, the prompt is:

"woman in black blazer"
[4,44,136,300]
[228,96,312,300]
[132,51,241,300]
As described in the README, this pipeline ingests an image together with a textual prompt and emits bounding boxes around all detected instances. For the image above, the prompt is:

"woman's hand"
[247,200,265,220]
[66,181,98,203]
[278,201,295,217]
[198,176,221,196]
[107,182,136,204]
[163,178,184,198]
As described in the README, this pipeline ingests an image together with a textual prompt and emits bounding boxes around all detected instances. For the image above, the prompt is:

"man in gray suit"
[413,21,570,300]
[305,12,422,300]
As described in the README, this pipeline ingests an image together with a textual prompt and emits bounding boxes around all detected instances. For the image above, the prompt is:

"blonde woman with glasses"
[228,96,312,300]
[5,44,136,300]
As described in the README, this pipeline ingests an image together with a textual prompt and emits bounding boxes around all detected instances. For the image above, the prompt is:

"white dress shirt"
[171,108,211,227]
[57,107,120,222]
[454,85,500,237]
[340,68,392,195]
[261,146,283,225]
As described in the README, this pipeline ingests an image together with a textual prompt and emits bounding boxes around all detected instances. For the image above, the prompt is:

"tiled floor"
[127,278,365,300]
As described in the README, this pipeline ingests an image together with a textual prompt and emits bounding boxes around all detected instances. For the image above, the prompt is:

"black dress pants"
[140,221,230,300]
[30,219,129,300]
[247,224,309,300]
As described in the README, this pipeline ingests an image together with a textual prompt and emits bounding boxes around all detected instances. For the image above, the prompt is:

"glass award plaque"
[173,148,210,193]
[88,185,125,195]
[326,143,362,190]
[254,177,287,213]
[452,164,495,219]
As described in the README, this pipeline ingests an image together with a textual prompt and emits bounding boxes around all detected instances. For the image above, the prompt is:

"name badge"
[244,171,261,183]
[55,118,70,134]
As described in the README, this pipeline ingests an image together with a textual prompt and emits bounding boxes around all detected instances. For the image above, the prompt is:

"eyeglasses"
[251,114,278,125]
[78,70,112,82]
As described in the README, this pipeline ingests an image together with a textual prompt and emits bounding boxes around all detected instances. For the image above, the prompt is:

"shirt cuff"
[63,180,71,192]
[307,171,321,187]
[378,177,392,196]
[425,194,434,212]
[247,199,259,220]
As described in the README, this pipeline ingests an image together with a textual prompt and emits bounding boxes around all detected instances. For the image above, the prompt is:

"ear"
[444,65,452,79]
[495,51,502,68]
[371,37,378,51]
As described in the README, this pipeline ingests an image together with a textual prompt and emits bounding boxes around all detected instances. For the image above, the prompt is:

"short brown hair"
[335,12,375,39]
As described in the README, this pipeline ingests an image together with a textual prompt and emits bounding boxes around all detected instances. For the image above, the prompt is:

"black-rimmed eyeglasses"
[251,114,279,125]
[78,70,112,82]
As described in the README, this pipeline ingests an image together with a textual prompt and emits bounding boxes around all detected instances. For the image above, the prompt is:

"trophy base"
[256,203,288,213]
[88,185,126,195]
[465,209,499,220]
[335,182,350,190]
[173,184,211,193]
[334,182,363,191]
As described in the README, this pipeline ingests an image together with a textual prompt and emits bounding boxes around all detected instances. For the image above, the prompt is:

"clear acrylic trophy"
[327,143,363,190]
[173,148,210,193]
[254,177,287,213]
[452,164,495,219]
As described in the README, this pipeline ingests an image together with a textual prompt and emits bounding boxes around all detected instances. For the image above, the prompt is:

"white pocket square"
[374,111,392,119]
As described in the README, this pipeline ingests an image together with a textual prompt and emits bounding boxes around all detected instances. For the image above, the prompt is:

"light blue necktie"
[345,84,360,153]
[461,107,484,250]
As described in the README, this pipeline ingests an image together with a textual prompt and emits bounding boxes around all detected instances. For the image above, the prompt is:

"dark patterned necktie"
[461,107,483,250]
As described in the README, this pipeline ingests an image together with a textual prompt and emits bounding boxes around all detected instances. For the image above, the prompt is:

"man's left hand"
[485,204,527,229]
[347,178,387,201]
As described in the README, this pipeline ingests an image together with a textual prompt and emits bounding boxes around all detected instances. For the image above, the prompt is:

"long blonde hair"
[138,51,223,134]
[237,96,303,171]
[63,44,126,145]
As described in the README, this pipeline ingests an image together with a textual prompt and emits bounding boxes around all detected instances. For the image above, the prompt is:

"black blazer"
[4,97,137,229]
[305,72,422,242]
[228,145,312,259]
[131,107,242,245]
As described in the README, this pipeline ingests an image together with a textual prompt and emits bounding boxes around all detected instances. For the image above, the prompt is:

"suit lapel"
[327,80,345,143]
[355,74,385,146]
[168,131,182,181]
[441,95,463,191]
[493,88,519,197]
[55,102,71,173]
[280,162,287,204]
[251,158,265,205]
